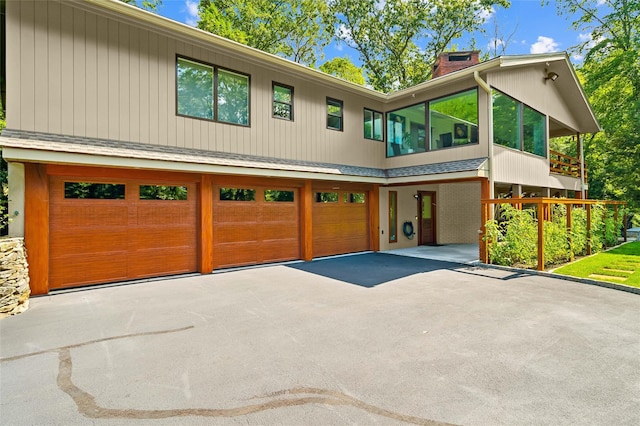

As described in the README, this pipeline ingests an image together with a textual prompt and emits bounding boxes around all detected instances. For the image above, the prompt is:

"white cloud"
[184,0,198,27]
[487,38,506,53]
[577,32,603,50]
[477,6,495,22]
[530,36,559,54]
[572,53,584,62]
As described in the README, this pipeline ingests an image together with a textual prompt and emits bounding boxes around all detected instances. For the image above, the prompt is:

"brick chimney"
[432,51,480,78]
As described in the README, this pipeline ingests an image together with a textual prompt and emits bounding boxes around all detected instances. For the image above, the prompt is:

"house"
[0,0,597,295]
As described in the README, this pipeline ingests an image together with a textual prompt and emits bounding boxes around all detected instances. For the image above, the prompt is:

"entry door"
[419,191,436,245]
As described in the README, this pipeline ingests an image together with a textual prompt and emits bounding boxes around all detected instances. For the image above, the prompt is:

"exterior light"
[545,71,559,82]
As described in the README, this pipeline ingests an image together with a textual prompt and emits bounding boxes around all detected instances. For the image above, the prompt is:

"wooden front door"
[419,191,436,245]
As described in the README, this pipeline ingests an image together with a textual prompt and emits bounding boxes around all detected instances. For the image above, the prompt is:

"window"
[64,182,125,199]
[389,191,397,243]
[364,108,383,141]
[265,190,295,202]
[273,83,293,120]
[327,98,343,131]
[429,89,478,150]
[177,57,250,126]
[387,103,425,157]
[219,188,256,201]
[315,192,339,203]
[493,90,547,158]
[140,185,188,200]
[344,192,366,203]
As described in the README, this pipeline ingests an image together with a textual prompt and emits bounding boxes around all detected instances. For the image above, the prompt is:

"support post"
[369,184,380,252]
[301,180,313,261]
[479,178,490,264]
[198,175,214,274]
[586,204,592,255]
[24,163,49,295]
[537,202,545,271]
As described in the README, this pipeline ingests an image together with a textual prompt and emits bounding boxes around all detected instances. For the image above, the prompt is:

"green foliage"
[485,202,625,269]
[550,0,640,217]
[319,57,365,85]
[331,0,509,92]
[119,0,162,12]
[140,185,188,200]
[197,0,333,67]
[0,156,7,236]
[64,182,125,199]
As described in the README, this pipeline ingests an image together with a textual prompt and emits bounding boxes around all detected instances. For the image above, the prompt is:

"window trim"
[364,108,384,141]
[176,55,251,127]
[272,82,294,121]
[326,97,344,131]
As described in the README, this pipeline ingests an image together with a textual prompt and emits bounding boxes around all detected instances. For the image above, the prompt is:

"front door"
[419,191,436,245]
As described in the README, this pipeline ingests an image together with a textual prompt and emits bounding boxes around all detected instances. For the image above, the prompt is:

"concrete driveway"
[1,253,639,425]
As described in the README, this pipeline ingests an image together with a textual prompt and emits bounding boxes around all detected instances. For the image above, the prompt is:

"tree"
[319,57,365,85]
[550,0,639,213]
[330,0,509,92]
[197,0,334,67]
[119,0,162,12]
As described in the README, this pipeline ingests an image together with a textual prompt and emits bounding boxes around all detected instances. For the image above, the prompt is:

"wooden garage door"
[49,177,197,289]
[213,186,300,268]
[312,191,369,258]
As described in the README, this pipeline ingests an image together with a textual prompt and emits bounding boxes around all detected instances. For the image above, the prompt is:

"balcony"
[549,149,587,180]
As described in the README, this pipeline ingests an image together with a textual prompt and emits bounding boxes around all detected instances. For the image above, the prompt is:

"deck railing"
[549,149,587,180]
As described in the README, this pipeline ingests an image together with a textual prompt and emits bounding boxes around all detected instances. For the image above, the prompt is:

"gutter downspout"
[474,71,494,199]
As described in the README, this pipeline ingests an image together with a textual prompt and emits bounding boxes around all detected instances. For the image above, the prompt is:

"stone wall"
[0,238,30,318]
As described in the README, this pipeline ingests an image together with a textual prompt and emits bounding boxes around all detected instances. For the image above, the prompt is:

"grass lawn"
[553,241,640,288]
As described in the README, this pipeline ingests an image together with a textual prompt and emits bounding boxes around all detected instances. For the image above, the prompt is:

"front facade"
[1,0,598,295]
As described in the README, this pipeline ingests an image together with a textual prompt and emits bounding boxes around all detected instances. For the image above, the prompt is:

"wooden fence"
[480,198,627,271]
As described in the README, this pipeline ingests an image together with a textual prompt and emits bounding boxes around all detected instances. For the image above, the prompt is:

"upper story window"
[327,98,343,131]
[273,83,293,121]
[493,90,546,158]
[386,88,478,157]
[364,108,383,141]
[176,56,250,126]
[387,103,426,156]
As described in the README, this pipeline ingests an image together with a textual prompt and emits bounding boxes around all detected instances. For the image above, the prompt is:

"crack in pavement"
[4,326,456,425]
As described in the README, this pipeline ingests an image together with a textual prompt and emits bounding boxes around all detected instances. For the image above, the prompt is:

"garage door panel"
[50,205,129,227]
[312,192,369,258]
[212,186,299,269]
[49,229,129,254]
[49,177,197,290]
[49,252,130,288]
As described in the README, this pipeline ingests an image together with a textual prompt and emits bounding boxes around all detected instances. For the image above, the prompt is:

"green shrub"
[484,204,537,267]
[570,207,588,256]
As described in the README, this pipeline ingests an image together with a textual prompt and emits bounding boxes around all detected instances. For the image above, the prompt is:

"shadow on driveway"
[287,252,461,287]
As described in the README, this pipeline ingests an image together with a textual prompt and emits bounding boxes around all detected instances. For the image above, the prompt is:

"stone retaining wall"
[0,237,30,318]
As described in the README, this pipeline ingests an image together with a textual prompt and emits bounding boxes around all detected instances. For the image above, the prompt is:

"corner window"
[387,103,426,157]
[273,83,293,121]
[327,98,343,131]
[177,57,250,126]
[493,90,547,158]
[429,89,478,150]
[364,108,383,141]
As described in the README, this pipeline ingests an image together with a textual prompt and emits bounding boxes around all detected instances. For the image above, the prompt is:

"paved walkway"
[382,244,479,264]
[1,255,638,425]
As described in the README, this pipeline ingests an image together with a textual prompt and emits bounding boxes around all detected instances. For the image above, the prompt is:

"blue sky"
[154,0,588,64]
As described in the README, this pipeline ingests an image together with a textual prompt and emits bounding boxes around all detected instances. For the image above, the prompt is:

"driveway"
[1,254,639,425]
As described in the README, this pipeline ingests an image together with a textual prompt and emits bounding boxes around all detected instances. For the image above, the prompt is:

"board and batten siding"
[6,0,386,169]
[487,67,583,134]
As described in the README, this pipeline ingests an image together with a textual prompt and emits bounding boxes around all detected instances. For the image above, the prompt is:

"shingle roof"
[0,130,487,180]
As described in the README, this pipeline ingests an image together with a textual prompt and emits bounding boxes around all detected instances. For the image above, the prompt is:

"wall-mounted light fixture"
[545,71,559,82]
[413,194,419,199]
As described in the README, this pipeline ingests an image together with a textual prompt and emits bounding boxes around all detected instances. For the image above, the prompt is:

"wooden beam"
[479,178,490,264]
[537,202,545,271]
[368,184,380,252]
[586,204,592,255]
[300,180,313,261]
[24,163,49,295]
[198,174,214,274]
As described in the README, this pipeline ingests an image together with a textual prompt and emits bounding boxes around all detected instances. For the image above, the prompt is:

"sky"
[153,0,588,64]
